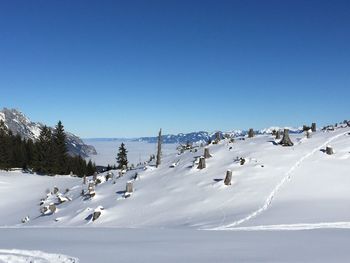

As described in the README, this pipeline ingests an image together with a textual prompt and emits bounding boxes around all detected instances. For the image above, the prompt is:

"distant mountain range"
[0,108,96,157]
[134,131,240,144]
[1,108,304,151]
[135,128,302,144]
[87,127,303,144]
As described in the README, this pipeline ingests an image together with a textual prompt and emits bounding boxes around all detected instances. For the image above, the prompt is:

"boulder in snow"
[21,216,30,224]
[106,172,114,181]
[57,194,70,204]
[92,206,104,221]
[53,187,59,195]
[40,203,56,215]
[326,146,334,155]
[88,182,96,197]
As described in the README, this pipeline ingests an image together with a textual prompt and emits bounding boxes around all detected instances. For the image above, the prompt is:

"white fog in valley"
[83,139,178,166]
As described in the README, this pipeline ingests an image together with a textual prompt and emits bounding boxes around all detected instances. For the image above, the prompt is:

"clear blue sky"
[0,0,349,137]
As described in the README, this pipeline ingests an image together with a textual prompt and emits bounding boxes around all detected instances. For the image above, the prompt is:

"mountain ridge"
[0,108,97,157]
[86,127,303,144]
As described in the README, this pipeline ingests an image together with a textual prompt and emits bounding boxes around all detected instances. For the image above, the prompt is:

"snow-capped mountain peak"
[0,108,96,157]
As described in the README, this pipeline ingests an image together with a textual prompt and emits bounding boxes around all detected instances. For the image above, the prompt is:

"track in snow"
[210,131,348,230]
[0,249,78,263]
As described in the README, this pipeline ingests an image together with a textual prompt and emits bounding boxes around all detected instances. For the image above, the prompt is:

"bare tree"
[279,129,293,146]
[215,132,221,143]
[126,181,133,193]
[248,128,254,138]
[311,123,316,132]
[156,128,162,168]
[224,170,232,185]
[197,157,206,169]
[275,130,281,140]
[204,147,212,158]
[88,182,95,197]
[306,130,312,139]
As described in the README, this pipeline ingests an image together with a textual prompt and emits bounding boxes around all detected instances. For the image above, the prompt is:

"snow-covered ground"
[0,248,78,263]
[1,125,350,262]
[0,172,81,226]
[0,227,349,262]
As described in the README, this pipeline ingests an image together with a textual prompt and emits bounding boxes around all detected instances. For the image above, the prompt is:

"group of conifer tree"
[0,120,96,177]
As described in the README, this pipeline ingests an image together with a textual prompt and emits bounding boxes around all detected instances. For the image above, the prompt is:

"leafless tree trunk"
[126,181,133,193]
[204,147,211,158]
[248,128,254,138]
[88,182,95,197]
[83,174,86,185]
[224,170,232,185]
[276,130,281,140]
[306,130,312,139]
[311,123,316,132]
[156,128,162,168]
[279,129,294,146]
[215,132,221,143]
[197,157,206,169]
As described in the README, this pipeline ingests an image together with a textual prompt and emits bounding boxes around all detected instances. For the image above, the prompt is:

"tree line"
[0,120,96,177]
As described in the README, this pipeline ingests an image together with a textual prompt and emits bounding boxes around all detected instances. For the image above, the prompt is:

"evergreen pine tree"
[0,120,11,170]
[86,160,95,176]
[76,155,87,176]
[52,121,68,175]
[34,125,54,174]
[116,143,128,169]
[11,134,26,169]
[0,119,95,176]
[25,139,35,169]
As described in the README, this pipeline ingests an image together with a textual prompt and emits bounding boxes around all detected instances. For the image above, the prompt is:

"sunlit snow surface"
[0,249,78,263]
[1,126,350,262]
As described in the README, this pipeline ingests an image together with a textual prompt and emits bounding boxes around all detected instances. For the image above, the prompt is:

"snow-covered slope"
[0,171,81,226]
[1,125,350,230]
[0,108,96,157]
